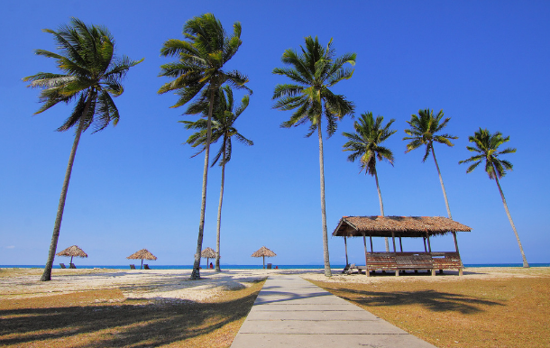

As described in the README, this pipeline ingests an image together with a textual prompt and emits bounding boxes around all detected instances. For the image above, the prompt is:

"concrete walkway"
[231,275,436,348]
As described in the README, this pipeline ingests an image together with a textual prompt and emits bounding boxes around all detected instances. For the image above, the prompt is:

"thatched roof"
[126,249,157,260]
[251,246,276,258]
[201,247,217,259]
[56,245,88,258]
[333,216,472,238]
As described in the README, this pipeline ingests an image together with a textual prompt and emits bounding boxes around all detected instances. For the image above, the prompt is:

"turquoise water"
[1,263,549,269]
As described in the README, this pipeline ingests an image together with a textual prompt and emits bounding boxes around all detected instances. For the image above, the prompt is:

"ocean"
[1,263,549,270]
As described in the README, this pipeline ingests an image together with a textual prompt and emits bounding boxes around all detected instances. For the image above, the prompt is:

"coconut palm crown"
[343,112,396,176]
[272,36,356,277]
[23,17,142,281]
[158,13,251,109]
[182,85,253,166]
[273,36,356,137]
[404,109,457,161]
[459,128,528,268]
[24,18,143,132]
[459,128,515,179]
[158,13,251,280]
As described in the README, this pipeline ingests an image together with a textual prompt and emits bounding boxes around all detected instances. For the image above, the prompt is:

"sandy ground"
[0,268,318,302]
[1,267,548,303]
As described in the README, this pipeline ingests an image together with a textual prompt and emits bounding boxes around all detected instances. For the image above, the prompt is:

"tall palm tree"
[459,128,529,268]
[23,18,142,281]
[158,13,251,280]
[342,112,396,251]
[273,36,356,277]
[403,109,458,218]
[181,85,253,272]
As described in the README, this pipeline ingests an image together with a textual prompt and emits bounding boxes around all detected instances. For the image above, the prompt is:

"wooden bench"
[432,252,463,275]
[396,253,433,270]
[362,252,463,276]
[365,253,398,276]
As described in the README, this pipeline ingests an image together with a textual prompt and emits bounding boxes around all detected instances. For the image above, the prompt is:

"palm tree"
[158,13,251,280]
[181,85,253,272]
[343,112,396,251]
[403,109,458,218]
[272,36,356,277]
[459,128,529,268]
[23,18,142,281]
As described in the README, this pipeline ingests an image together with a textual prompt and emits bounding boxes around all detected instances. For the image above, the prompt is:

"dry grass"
[0,275,265,348]
[310,269,550,348]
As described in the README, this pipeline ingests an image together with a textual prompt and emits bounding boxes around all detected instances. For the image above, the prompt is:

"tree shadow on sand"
[0,287,261,347]
[318,286,503,315]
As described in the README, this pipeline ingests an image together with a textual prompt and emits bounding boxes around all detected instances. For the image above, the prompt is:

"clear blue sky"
[1,1,549,266]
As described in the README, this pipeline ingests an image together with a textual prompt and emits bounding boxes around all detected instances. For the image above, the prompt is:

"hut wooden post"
[423,237,427,252]
[263,256,265,269]
[70,256,74,264]
[391,232,397,253]
[452,231,464,276]
[141,259,144,270]
[428,232,434,276]
[344,236,349,266]
[399,237,403,252]
[369,236,373,254]
[363,233,369,277]
[453,232,461,254]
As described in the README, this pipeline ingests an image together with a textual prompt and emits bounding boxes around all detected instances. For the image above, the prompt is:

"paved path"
[231,275,436,348]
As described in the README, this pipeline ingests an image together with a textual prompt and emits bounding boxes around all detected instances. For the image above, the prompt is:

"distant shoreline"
[1,263,549,270]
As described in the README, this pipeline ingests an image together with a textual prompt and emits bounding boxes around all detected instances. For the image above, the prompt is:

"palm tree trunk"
[493,168,529,268]
[373,167,390,252]
[40,94,91,281]
[190,87,215,280]
[431,147,452,219]
[317,123,332,277]
[215,137,227,272]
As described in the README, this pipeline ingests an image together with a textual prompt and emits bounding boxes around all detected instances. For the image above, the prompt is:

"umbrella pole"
[263,256,265,269]
[70,256,73,264]
[141,259,143,270]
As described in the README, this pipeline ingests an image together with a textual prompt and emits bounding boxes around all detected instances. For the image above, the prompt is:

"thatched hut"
[201,247,217,268]
[333,216,472,276]
[56,245,88,266]
[127,249,157,270]
[251,246,276,269]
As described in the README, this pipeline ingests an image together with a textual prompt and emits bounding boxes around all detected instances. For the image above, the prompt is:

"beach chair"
[69,263,76,269]
[267,263,272,269]
[144,264,150,270]
[59,263,66,269]
[345,263,357,275]
[130,264,136,270]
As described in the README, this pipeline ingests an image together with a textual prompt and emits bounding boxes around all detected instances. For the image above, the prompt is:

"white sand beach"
[1,267,548,303]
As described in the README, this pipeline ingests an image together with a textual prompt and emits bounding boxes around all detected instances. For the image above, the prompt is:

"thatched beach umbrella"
[251,246,276,269]
[201,247,217,268]
[126,249,157,270]
[56,245,88,265]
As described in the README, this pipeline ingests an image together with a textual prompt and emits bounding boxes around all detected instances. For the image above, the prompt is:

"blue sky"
[1,1,549,266]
